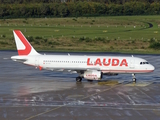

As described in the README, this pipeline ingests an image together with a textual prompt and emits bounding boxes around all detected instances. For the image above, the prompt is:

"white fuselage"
[11,54,155,74]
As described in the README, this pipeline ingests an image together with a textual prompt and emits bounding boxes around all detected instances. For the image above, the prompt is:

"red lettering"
[103,58,111,66]
[87,58,93,66]
[87,58,128,67]
[95,58,102,66]
[120,59,128,66]
[112,59,119,66]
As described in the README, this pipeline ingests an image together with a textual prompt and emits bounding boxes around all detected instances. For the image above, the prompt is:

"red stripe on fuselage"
[102,70,154,73]
[14,30,31,55]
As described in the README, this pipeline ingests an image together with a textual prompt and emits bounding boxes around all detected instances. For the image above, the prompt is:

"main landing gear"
[132,73,136,83]
[76,77,82,82]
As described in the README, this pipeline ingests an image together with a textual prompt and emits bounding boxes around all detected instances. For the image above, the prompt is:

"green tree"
[132,2,145,15]
[58,3,69,17]
[67,2,76,16]
[123,2,133,15]
[150,2,160,14]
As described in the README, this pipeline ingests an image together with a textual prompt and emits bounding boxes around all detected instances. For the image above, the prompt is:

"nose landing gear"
[132,73,136,83]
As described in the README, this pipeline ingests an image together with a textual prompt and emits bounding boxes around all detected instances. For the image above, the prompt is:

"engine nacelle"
[83,71,102,80]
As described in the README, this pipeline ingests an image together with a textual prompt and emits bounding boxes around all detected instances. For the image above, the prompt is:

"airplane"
[11,30,155,83]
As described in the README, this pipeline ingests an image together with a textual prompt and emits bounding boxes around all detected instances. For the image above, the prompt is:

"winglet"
[13,30,40,56]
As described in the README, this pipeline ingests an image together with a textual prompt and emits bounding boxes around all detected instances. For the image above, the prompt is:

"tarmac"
[0,51,160,120]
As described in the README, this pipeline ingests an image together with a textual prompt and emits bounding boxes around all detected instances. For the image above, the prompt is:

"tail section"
[13,30,40,56]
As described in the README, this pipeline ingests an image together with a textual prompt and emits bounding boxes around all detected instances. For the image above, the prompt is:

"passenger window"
[140,62,142,65]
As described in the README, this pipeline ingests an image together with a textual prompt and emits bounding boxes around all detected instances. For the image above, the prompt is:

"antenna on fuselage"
[132,55,134,57]
[68,53,70,56]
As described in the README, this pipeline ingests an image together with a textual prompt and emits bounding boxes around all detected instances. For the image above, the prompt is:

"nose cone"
[150,64,155,72]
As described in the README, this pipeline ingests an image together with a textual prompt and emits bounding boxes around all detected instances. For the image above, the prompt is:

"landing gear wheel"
[132,74,136,83]
[132,78,136,83]
[76,77,82,82]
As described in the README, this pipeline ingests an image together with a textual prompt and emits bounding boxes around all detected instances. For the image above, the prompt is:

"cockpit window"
[140,62,149,65]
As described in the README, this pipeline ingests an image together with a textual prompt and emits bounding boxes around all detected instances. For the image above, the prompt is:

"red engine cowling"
[83,71,102,80]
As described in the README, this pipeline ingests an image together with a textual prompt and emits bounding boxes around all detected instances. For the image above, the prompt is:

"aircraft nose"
[150,65,155,72]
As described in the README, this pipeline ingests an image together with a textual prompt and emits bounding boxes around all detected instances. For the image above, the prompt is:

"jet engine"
[83,71,102,80]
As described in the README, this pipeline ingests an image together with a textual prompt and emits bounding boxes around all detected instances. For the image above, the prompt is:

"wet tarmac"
[0,51,160,120]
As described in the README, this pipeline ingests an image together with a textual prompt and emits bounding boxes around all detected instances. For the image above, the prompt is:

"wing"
[44,67,101,74]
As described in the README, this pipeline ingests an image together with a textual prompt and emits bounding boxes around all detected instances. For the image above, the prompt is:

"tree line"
[0,1,160,18]
[0,0,159,4]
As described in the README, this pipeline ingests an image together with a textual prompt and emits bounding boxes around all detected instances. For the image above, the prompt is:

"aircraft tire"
[132,78,136,83]
[76,77,82,82]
